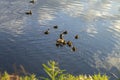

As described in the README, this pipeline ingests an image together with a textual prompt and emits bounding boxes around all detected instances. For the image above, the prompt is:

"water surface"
[0,0,120,79]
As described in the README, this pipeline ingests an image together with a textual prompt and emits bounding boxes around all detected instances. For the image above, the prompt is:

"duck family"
[25,1,79,52]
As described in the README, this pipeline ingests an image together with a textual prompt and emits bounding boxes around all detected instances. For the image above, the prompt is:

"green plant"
[92,73,109,80]
[42,60,109,80]
[42,60,65,80]
[20,74,38,80]
[1,71,10,80]
[0,60,110,80]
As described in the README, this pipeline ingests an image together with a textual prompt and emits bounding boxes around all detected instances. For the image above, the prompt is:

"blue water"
[0,0,120,79]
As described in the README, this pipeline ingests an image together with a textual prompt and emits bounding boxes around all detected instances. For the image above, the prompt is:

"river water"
[0,0,120,79]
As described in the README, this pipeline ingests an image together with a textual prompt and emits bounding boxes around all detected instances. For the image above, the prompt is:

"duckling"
[60,34,64,39]
[63,31,68,34]
[44,29,49,34]
[75,35,79,39]
[63,40,67,45]
[30,0,35,4]
[53,25,58,29]
[56,39,65,43]
[56,43,60,47]
[25,10,32,15]
[72,46,76,52]
[67,41,72,47]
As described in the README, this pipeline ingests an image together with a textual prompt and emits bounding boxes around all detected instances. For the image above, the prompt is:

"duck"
[56,39,66,47]
[63,31,68,34]
[29,0,35,4]
[44,29,49,34]
[67,41,72,47]
[56,39,65,44]
[72,46,76,52]
[53,25,58,29]
[75,35,79,39]
[63,40,67,45]
[59,34,64,39]
[56,43,60,47]
[25,10,32,15]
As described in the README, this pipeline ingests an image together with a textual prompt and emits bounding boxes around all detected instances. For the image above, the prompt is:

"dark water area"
[0,0,120,80]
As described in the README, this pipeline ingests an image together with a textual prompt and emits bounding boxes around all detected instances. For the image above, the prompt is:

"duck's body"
[63,31,68,34]
[57,39,65,43]
[75,35,79,39]
[67,41,72,47]
[60,34,64,39]
[53,25,58,29]
[30,0,34,4]
[25,10,32,15]
[44,30,49,34]
[56,38,66,47]
[72,46,76,52]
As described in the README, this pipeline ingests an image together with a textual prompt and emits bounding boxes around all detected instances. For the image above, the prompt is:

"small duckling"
[75,35,79,39]
[63,31,68,34]
[53,25,58,29]
[60,34,64,39]
[25,10,32,15]
[30,0,35,4]
[56,43,60,47]
[67,41,72,47]
[63,40,67,45]
[44,29,49,34]
[72,46,76,52]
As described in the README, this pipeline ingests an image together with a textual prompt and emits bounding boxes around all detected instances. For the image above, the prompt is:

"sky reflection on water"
[0,0,120,80]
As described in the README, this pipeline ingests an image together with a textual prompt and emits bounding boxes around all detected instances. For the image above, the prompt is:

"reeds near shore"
[0,60,112,80]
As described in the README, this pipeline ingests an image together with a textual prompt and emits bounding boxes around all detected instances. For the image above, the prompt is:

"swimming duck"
[56,39,66,47]
[67,41,72,47]
[59,34,64,39]
[63,31,68,34]
[30,0,34,4]
[75,35,79,39]
[53,25,58,29]
[63,40,67,45]
[44,29,49,34]
[56,43,60,47]
[72,46,76,52]
[56,39,65,44]
[25,10,32,15]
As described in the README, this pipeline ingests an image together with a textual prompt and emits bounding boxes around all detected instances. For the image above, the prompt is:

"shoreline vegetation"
[0,60,119,80]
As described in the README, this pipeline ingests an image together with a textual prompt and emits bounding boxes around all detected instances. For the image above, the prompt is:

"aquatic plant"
[0,60,110,80]
[19,74,38,80]
[42,60,109,80]
[42,60,65,80]
[0,71,10,80]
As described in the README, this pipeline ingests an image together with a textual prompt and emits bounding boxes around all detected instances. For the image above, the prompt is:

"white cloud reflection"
[86,25,98,37]
[60,1,83,17]
[38,6,56,24]
[93,20,120,70]
[0,1,27,36]
[106,20,120,70]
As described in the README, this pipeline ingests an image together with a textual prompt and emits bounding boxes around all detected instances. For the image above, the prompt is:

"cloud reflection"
[92,20,120,71]
[0,0,28,36]
[106,20,120,70]
[38,6,56,24]
[60,1,83,17]
[86,25,98,37]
